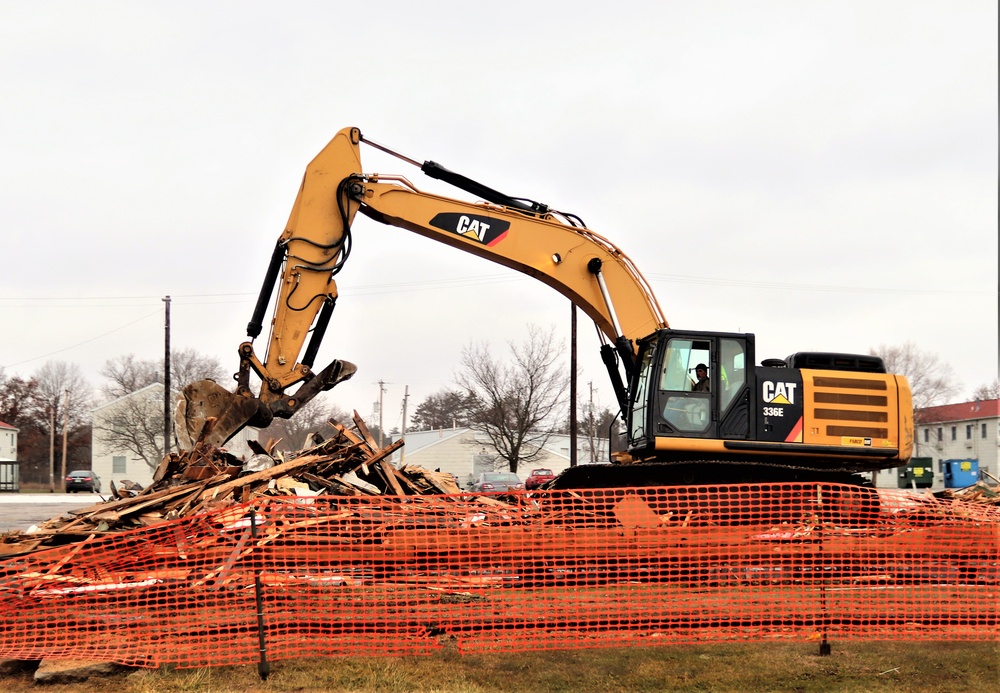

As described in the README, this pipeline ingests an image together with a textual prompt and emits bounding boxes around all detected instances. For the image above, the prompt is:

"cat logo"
[762,381,797,405]
[429,213,510,246]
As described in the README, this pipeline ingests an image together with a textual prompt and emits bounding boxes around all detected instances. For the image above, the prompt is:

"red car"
[525,468,556,490]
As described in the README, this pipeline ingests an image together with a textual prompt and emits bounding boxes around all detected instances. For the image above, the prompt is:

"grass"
[0,641,995,692]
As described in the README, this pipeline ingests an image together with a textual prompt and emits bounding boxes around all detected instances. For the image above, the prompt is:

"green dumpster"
[898,456,934,489]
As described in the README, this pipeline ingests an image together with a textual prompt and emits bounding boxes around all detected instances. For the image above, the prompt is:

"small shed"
[0,458,18,492]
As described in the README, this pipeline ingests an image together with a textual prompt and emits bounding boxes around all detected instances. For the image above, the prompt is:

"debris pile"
[0,412,461,557]
[933,480,1000,506]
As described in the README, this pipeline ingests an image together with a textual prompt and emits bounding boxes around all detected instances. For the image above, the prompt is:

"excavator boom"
[178,127,666,447]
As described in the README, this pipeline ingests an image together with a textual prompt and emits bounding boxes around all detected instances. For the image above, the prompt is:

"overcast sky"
[1,1,996,429]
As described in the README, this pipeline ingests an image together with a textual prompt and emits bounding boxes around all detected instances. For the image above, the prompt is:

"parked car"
[65,470,101,493]
[525,468,556,490]
[468,472,524,493]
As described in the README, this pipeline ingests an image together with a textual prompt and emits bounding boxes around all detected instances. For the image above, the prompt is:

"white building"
[0,420,17,461]
[92,384,258,489]
[390,427,609,487]
[91,383,166,488]
[874,398,999,490]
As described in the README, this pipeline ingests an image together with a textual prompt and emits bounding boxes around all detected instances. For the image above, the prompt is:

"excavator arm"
[177,127,667,448]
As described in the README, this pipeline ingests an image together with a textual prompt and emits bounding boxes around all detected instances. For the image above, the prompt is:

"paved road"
[0,493,104,533]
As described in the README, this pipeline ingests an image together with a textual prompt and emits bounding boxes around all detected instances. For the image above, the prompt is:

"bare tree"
[870,342,960,413]
[100,349,225,401]
[35,361,92,429]
[93,383,166,471]
[170,348,227,391]
[457,325,567,473]
[972,378,1000,401]
[100,354,159,400]
[33,361,93,487]
[95,349,226,469]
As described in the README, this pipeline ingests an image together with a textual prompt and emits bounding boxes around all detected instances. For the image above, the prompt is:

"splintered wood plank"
[352,410,381,451]
[198,454,327,502]
[344,439,404,475]
[378,460,406,496]
[71,483,207,519]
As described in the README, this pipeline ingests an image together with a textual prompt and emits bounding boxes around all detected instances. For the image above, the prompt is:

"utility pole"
[570,303,578,467]
[375,380,388,447]
[60,389,69,491]
[163,295,171,455]
[48,405,55,493]
[588,381,597,464]
[400,385,409,464]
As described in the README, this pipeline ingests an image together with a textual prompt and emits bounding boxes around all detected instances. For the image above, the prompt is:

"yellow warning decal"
[913,467,924,476]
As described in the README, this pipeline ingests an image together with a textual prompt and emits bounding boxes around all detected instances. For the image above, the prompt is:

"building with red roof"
[903,398,998,489]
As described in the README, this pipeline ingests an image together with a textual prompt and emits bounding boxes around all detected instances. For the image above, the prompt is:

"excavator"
[178,127,913,488]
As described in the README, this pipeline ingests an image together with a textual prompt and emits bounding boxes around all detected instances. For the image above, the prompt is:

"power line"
[1,309,162,369]
[0,275,523,307]
[646,273,986,296]
[1,271,987,306]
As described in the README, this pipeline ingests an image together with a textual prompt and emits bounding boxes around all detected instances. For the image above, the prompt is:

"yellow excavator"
[178,127,913,487]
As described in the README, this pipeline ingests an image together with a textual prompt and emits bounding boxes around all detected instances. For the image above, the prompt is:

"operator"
[692,364,710,392]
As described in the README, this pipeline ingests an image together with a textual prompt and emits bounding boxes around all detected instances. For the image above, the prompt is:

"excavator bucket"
[175,380,268,450]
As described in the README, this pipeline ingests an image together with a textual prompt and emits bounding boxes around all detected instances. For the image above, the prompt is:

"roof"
[916,399,1000,424]
[394,427,607,463]
[92,382,166,413]
[392,428,476,455]
[0,420,17,431]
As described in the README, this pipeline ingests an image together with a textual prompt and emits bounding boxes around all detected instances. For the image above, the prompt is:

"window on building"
[923,429,929,443]
[984,423,988,438]
[951,426,956,441]
[966,425,973,439]
[112,456,126,474]
[937,427,942,441]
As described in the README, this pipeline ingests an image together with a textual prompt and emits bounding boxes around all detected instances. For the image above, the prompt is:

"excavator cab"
[628,329,754,455]
[623,328,911,477]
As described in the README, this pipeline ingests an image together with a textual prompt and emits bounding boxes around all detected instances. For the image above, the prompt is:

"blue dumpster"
[943,459,978,488]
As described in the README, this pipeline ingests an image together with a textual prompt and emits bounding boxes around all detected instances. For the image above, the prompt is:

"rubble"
[0,411,461,558]
[932,479,1000,506]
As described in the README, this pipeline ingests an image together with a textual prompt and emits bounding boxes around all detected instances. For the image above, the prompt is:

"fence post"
[817,485,831,656]
[250,506,270,679]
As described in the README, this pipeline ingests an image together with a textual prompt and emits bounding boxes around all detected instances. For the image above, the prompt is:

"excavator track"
[545,460,880,527]
[548,461,873,489]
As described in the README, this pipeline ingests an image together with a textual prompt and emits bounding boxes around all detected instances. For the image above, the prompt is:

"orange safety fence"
[0,483,997,668]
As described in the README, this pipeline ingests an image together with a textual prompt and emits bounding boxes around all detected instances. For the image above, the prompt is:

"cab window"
[719,338,746,411]
[659,338,711,434]
[659,339,711,392]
